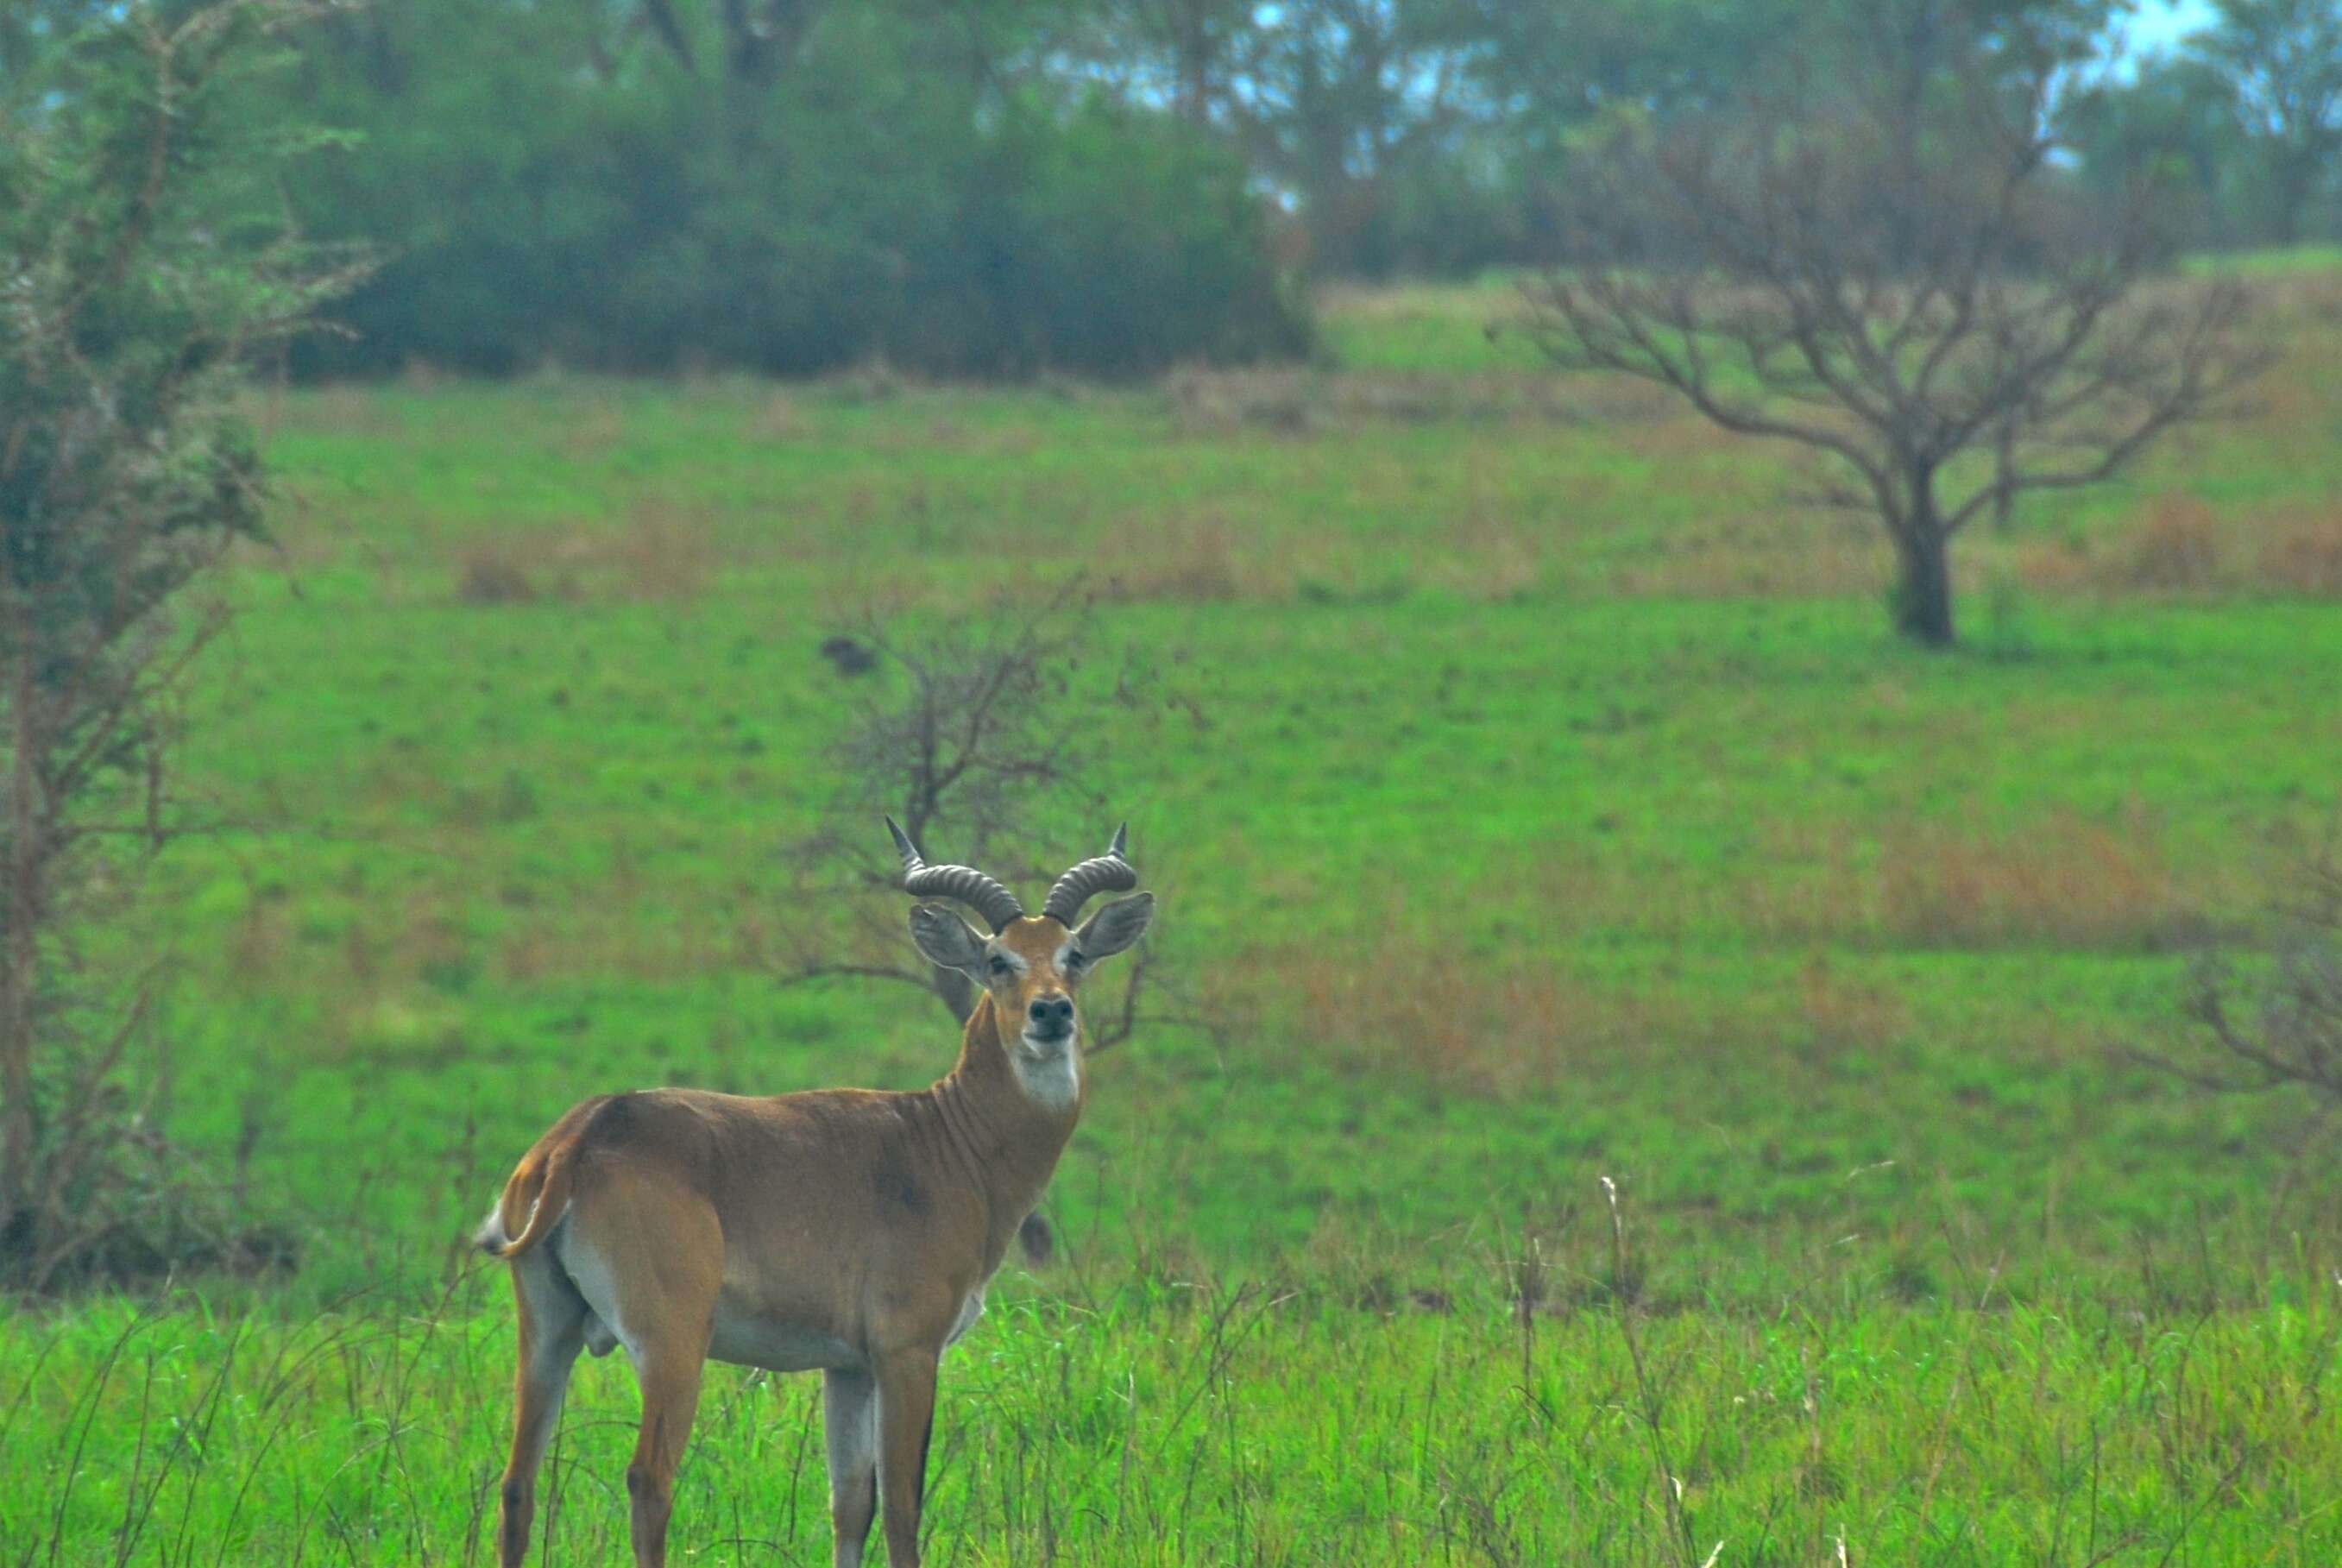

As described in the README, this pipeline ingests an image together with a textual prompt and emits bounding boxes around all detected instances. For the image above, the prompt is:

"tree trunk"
[1892,525,1956,647]
[0,651,41,1248]
[2269,151,2314,248]
[927,963,976,1027]
[1879,1,1936,271]
[1174,0,1210,126]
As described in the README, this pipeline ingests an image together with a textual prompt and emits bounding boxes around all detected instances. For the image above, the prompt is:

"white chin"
[1011,1031,1082,1109]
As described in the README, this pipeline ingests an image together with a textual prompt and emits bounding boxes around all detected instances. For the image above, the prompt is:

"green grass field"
[6,272,2342,1564]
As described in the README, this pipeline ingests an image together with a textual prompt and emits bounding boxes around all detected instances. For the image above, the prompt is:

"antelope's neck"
[932,993,1082,1263]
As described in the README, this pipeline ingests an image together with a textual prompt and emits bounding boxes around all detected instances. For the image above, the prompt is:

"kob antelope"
[478,823,1155,1567]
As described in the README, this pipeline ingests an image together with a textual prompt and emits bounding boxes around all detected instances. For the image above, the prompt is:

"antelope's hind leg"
[624,1325,713,1568]
[497,1252,589,1568]
[563,1183,722,1568]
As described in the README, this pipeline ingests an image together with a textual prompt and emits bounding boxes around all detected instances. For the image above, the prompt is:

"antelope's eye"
[988,954,1011,976]
[1064,950,1086,972]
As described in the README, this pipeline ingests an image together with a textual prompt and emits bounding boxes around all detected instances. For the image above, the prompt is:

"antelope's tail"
[478,1137,579,1261]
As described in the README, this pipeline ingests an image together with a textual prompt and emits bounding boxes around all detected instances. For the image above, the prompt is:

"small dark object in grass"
[820,635,878,676]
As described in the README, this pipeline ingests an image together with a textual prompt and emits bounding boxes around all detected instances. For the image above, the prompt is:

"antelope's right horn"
[886,817,1027,933]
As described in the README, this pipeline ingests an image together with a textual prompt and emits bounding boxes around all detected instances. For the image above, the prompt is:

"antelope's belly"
[708,1302,860,1373]
[945,1287,985,1346]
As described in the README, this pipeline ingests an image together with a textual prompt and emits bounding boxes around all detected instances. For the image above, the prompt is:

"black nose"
[1029,995,1073,1030]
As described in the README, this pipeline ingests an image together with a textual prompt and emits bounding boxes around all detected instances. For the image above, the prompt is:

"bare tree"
[1520,3,2268,646]
[2150,829,2342,1105]
[779,587,1212,1265]
[779,584,1203,1053]
[0,0,362,1288]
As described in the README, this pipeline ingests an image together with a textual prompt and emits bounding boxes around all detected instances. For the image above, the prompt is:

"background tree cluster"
[2071,0,2342,249]
[16,0,2330,379]
[268,0,1313,376]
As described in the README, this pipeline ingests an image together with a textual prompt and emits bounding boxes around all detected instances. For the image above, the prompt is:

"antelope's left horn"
[1042,823,1136,925]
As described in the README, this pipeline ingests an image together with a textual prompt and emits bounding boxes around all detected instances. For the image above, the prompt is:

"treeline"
[266,0,1308,376]
[24,0,2326,378]
[2066,0,2342,249]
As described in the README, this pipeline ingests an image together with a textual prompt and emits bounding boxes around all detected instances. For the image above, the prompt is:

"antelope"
[476,823,1155,1568]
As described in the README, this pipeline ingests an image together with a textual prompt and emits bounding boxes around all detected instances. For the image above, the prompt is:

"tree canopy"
[15,0,2326,379]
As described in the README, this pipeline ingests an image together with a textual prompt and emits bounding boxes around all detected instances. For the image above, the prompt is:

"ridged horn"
[1042,823,1137,925]
[885,817,1025,932]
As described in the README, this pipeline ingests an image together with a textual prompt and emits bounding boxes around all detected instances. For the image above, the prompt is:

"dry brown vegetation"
[2107,494,2232,591]
[1592,488,2342,607]
[1795,954,1914,1055]
[992,503,1552,606]
[1618,506,1888,599]
[1092,511,1247,601]
[1281,941,1668,1093]
[2016,494,2342,600]
[1163,365,1674,438]
[1267,938,1923,1094]
[1874,811,2204,950]
[2257,508,2342,595]
[452,539,539,603]
[1248,815,2193,1093]
[1732,809,2213,951]
[2245,268,2342,337]
[450,501,721,604]
[606,501,718,600]
[739,388,809,443]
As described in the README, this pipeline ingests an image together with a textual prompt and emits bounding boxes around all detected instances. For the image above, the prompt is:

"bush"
[1,0,348,1291]
[277,5,1307,379]
[2158,834,2342,1103]
[908,100,1313,378]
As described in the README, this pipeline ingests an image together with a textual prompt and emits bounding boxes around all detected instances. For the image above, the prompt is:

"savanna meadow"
[9,3,2342,1565]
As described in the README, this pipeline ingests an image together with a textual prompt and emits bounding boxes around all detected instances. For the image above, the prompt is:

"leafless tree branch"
[1514,6,2268,645]
[2137,823,2342,1105]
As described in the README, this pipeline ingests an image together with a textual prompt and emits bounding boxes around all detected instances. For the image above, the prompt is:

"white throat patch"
[1012,1032,1081,1111]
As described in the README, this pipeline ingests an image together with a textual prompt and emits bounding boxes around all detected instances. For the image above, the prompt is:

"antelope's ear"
[1072,892,1154,964]
[909,904,989,974]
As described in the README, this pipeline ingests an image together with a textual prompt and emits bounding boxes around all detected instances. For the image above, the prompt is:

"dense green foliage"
[5,273,2342,1557]
[270,0,1306,377]
[2067,2,2342,249]
[11,0,2319,381]
[0,0,354,1290]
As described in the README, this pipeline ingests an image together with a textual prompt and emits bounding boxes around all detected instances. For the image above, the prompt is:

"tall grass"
[9,1190,2340,1565]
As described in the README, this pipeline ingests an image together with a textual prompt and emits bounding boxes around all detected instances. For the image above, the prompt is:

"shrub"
[276,6,1308,379]
[2154,833,2342,1103]
[0,0,351,1289]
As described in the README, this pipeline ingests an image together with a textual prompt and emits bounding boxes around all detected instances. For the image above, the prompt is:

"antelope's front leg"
[873,1348,941,1567]
[823,1366,879,1567]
